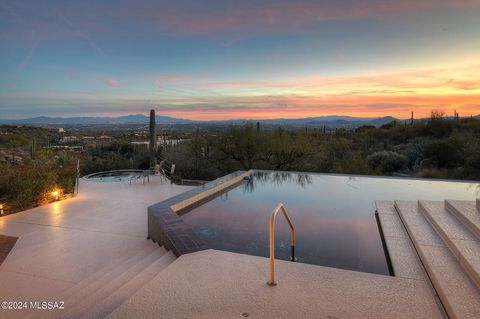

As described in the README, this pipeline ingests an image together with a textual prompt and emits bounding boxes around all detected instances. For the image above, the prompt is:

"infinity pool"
[180,170,479,275]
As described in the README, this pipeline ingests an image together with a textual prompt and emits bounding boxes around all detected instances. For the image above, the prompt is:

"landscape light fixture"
[0,203,4,215]
[52,190,60,201]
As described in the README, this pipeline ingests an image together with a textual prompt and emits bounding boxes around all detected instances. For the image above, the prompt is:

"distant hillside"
[0,114,191,124]
[269,115,398,126]
[0,114,403,127]
[212,115,400,127]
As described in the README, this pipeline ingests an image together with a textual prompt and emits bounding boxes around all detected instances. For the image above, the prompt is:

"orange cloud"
[151,62,480,119]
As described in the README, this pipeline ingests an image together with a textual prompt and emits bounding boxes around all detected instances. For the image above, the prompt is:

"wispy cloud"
[132,0,480,36]
[2,1,480,120]
[6,0,478,42]
[18,38,40,72]
[103,77,121,88]
[56,9,107,58]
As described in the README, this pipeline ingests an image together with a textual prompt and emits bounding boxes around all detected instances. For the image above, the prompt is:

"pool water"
[181,170,479,275]
[84,170,144,182]
[89,175,134,182]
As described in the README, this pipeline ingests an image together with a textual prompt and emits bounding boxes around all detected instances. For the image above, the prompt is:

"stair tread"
[62,242,158,300]
[394,201,445,246]
[446,200,480,239]
[375,201,426,281]
[395,200,480,319]
[421,201,478,241]
[62,247,167,319]
[420,200,480,288]
[58,245,161,318]
[21,243,160,319]
[80,251,176,319]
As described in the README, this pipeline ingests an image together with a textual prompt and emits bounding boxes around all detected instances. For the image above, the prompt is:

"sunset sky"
[1,0,479,120]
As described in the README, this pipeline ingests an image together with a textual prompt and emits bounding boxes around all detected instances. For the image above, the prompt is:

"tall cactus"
[149,109,157,169]
[31,137,36,160]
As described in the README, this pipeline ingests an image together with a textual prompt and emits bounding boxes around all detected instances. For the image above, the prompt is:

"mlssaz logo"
[29,301,65,310]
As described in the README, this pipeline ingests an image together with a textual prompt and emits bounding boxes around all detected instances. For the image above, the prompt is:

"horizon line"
[2,112,478,123]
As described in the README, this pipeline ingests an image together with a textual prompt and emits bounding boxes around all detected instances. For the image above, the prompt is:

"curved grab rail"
[268,203,295,286]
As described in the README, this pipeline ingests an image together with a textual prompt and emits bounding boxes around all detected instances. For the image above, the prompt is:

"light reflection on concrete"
[0,176,193,316]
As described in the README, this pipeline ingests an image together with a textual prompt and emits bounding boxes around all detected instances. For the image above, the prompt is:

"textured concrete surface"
[446,200,480,239]
[81,251,176,319]
[419,200,480,287]
[108,249,442,319]
[0,177,192,318]
[375,201,426,281]
[395,200,480,319]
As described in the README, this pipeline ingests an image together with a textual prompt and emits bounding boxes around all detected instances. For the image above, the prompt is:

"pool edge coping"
[147,170,251,256]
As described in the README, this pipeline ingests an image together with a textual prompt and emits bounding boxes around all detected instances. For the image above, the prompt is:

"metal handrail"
[268,203,295,286]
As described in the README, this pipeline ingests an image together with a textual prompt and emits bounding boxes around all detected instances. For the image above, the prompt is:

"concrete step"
[60,242,159,310]
[21,242,160,319]
[394,200,480,319]
[61,247,167,319]
[80,251,176,319]
[419,200,480,289]
[62,242,158,301]
[446,200,480,240]
[374,201,428,281]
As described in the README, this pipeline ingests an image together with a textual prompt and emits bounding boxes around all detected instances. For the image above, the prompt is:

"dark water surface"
[181,171,479,275]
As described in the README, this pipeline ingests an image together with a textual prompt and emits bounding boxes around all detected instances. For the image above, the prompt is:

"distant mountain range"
[0,114,191,125]
[0,114,403,127]
[257,115,399,126]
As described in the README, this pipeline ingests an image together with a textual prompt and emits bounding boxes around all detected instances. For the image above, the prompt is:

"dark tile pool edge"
[147,170,251,256]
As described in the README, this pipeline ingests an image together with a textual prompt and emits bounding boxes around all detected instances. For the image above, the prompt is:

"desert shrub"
[423,140,461,168]
[399,143,424,168]
[333,151,374,174]
[0,160,76,213]
[366,151,408,173]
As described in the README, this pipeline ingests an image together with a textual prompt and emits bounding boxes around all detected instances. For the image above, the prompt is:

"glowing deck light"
[52,190,61,201]
[0,203,4,215]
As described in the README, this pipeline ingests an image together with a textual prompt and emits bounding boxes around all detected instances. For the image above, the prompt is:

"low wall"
[147,170,251,256]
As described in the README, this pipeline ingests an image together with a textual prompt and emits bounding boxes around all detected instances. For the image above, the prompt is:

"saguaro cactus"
[149,109,157,169]
[31,137,36,160]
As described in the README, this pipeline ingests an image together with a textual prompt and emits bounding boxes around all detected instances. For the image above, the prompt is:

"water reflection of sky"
[182,171,480,276]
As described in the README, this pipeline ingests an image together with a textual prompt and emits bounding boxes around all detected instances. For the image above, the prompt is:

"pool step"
[394,200,480,319]
[445,200,480,240]
[59,246,168,319]
[61,243,158,301]
[375,201,428,281]
[419,200,480,289]
[59,244,160,315]
[21,242,161,319]
[79,250,176,319]
[21,240,177,319]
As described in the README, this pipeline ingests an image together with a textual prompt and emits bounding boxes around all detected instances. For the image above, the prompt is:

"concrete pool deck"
[0,176,193,318]
[1,172,478,318]
[108,249,443,319]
